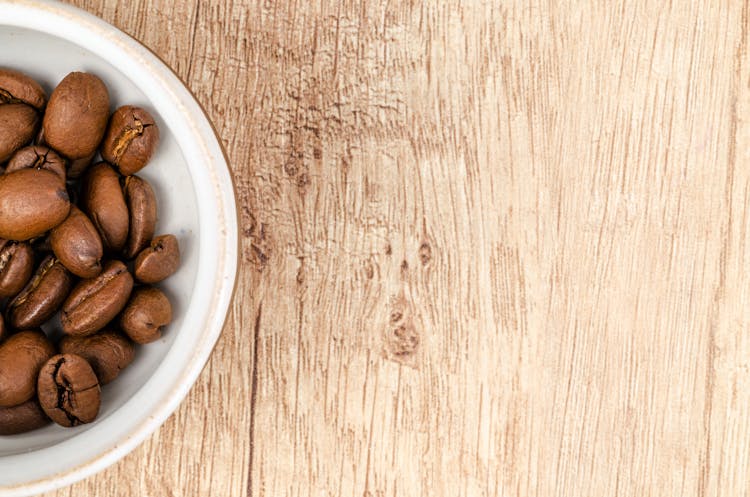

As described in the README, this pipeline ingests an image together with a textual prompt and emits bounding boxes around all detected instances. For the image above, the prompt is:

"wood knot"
[400,259,409,276]
[363,259,375,280]
[296,173,310,190]
[384,298,419,365]
[242,215,271,271]
[245,243,269,271]
[241,207,256,238]
[388,324,419,357]
[283,160,299,177]
[419,243,432,266]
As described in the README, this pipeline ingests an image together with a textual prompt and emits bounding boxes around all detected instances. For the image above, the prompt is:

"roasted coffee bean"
[122,175,156,259]
[101,106,159,176]
[134,234,179,284]
[60,331,134,384]
[0,240,34,297]
[0,331,55,407]
[6,145,66,181]
[0,103,38,163]
[50,206,103,278]
[61,260,134,336]
[7,256,74,329]
[81,163,129,252]
[37,354,100,427]
[0,68,46,111]
[0,169,70,241]
[42,72,109,167]
[120,287,172,344]
[0,399,50,435]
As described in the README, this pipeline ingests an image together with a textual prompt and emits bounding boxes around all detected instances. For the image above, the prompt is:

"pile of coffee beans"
[0,69,180,434]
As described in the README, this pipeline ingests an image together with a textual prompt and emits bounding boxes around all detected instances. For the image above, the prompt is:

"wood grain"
[46,1,750,496]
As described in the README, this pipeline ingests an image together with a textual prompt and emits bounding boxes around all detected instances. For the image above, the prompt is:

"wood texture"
[47,1,750,496]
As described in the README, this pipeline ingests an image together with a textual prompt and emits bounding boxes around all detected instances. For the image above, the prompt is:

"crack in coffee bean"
[38,353,101,427]
[0,243,14,272]
[0,88,23,105]
[11,256,55,307]
[50,356,80,426]
[32,149,51,169]
[111,120,145,161]
[65,265,125,310]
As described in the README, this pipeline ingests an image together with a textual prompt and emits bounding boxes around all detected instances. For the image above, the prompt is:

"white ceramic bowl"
[0,1,238,495]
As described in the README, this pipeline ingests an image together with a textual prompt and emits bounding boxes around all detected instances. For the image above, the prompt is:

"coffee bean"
[0,240,34,297]
[120,287,172,344]
[0,169,70,241]
[0,68,46,111]
[7,255,74,329]
[81,163,129,252]
[43,72,109,168]
[0,331,55,407]
[60,330,134,384]
[6,145,66,181]
[122,175,156,259]
[50,206,103,278]
[134,234,180,284]
[101,106,159,176]
[37,354,100,427]
[61,260,134,336]
[0,399,50,435]
[0,103,38,163]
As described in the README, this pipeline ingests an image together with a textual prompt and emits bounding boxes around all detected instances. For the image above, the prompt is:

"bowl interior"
[0,26,199,457]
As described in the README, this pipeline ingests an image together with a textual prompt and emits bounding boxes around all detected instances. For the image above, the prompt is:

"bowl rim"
[0,1,239,495]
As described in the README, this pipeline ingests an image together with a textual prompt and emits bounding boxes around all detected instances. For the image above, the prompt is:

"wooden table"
[48,1,750,496]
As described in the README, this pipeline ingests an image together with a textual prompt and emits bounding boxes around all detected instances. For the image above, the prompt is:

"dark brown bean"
[0,399,50,435]
[122,175,156,259]
[0,68,46,111]
[0,103,38,163]
[37,354,100,427]
[7,256,74,329]
[42,72,110,163]
[0,331,55,407]
[59,331,134,384]
[0,240,34,297]
[0,169,70,241]
[30,234,52,254]
[61,260,134,336]
[50,206,103,278]
[120,287,172,344]
[66,155,96,179]
[6,145,66,181]
[81,163,129,252]
[134,234,179,284]
[101,106,159,176]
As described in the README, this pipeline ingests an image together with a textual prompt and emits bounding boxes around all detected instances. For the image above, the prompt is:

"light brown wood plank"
[43,1,750,496]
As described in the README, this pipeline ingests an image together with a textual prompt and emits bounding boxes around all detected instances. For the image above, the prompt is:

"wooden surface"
[47,1,750,496]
